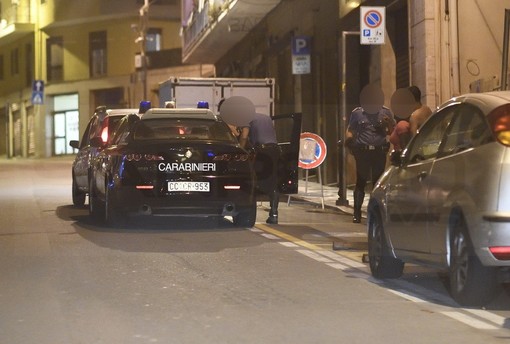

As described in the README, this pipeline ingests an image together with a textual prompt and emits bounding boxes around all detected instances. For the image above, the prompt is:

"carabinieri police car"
[88,108,257,227]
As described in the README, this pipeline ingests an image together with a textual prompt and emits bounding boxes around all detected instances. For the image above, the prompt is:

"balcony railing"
[182,1,212,52]
[2,3,32,26]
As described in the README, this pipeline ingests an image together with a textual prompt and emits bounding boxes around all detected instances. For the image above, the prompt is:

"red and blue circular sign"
[364,10,382,28]
[298,132,327,170]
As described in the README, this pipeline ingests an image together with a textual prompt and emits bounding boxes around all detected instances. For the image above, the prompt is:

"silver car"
[368,91,510,306]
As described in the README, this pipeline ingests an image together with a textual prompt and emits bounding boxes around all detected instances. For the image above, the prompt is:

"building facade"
[182,0,510,187]
[0,0,214,158]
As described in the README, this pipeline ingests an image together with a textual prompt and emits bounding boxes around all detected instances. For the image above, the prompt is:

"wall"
[458,0,510,93]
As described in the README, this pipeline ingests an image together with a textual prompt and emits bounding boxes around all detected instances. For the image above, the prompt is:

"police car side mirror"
[69,140,79,149]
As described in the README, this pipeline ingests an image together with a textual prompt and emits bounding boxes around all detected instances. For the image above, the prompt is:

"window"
[146,28,162,52]
[406,107,456,163]
[89,31,107,77]
[47,37,63,81]
[10,48,19,75]
[25,43,33,87]
[439,104,493,157]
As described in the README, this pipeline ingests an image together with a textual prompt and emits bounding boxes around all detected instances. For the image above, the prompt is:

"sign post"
[360,6,386,45]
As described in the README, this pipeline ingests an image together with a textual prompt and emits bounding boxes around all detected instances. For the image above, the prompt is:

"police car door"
[272,113,302,194]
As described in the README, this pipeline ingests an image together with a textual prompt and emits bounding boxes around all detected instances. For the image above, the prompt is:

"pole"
[140,0,149,100]
[501,9,510,91]
[336,31,360,206]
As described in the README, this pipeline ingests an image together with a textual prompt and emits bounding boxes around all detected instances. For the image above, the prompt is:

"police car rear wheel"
[72,174,86,207]
[105,179,124,228]
[233,204,256,228]
[88,176,105,223]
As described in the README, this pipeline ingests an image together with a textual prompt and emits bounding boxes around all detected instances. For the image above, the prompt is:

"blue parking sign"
[32,80,44,105]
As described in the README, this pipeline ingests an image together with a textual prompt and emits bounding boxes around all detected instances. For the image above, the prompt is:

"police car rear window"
[133,119,237,142]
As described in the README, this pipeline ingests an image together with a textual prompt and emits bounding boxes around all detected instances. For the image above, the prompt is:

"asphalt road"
[1,157,510,344]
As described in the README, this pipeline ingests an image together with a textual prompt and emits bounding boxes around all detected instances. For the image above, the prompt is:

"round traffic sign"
[298,132,327,170]
[364,10,382,28]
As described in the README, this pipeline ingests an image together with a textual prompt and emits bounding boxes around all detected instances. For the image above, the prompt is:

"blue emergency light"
[139,100,151,114]
[197,101,209,109]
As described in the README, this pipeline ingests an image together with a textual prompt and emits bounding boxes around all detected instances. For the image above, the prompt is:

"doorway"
[53,94,79,155]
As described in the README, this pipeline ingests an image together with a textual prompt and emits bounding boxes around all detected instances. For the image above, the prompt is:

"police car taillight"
[126,154,164,161]
[101,127,109,143]
[488,104,510,146]
[224,185,241,190]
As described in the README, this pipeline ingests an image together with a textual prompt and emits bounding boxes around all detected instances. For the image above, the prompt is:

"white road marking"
[442,312,499,330]
[326,262,349,270]
[279,242,299,248]
[261,233,280,240]
[387,289,427,303]
[464,309,507,327]
[254,224,507,332]
[318,250,366,268]
[296,249,334,263]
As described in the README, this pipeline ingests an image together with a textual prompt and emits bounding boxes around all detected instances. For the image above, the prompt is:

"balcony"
[0,2,35,46]
[182,0,281,64]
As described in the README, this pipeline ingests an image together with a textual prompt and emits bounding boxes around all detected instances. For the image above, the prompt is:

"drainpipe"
[449,0,460,96]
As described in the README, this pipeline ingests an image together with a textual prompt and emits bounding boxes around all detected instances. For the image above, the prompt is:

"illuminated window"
[90,31,107,77]
[47,37,63,81]
[146,28,162,52]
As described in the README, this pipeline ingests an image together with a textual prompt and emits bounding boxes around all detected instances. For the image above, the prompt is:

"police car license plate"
[168,181,210,192]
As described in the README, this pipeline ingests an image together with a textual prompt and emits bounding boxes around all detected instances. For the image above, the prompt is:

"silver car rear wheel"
[449,217,499,306]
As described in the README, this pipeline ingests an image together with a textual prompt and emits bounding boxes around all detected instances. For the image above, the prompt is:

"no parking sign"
[360,6,385,45]
[298,132,327,170]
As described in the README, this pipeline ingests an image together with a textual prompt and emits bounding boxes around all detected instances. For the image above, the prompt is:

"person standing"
[345,84,395,223]
[220,96,281,224]
[408,86,433,135]
[389,87,417,152]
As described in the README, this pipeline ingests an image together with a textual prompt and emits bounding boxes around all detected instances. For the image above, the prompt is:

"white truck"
[158,76,302,195]
[158,77,275,115]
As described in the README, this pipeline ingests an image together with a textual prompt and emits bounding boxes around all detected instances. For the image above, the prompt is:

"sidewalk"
[287,180,369,218]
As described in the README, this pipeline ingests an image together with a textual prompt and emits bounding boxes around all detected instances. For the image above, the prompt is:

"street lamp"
[133,0,150,100]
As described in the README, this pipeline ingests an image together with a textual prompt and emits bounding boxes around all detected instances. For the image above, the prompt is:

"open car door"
[272,113,302,194]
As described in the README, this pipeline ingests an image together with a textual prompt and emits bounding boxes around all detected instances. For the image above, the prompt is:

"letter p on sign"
[292,36,311,56]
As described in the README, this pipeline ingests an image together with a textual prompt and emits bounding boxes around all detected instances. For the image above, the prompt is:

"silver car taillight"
[488,104,510,146]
